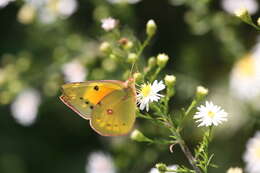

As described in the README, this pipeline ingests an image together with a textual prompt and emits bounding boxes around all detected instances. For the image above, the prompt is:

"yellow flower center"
[254,142,260,159]
[141,84,152,97]
[236,56,256,77]
[207,111,215,118]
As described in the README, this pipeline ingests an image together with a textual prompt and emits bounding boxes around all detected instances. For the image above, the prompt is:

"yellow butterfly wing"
[60,81,125,119]
[90,87,136,136]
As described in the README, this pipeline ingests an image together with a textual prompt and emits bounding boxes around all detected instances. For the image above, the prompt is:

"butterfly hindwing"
[90,87,136,136]
[60,81,124,119]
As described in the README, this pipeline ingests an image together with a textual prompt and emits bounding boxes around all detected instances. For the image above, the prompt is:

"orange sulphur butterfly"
[60,78,136,136]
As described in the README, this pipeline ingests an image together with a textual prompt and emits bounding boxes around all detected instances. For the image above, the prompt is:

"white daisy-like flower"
[11,88,41,126]
[101,17,118,31]
[221,0,258,15]
[0,0,15,8]
[230,55,260,101]
[55,0,78,17]
[149,165,178,173]
[243,131,260,173]
[194,101,228,127]
[226,167,243,173]
[62,59,87,83]
[85,152,116,173]
[137,80,165,111]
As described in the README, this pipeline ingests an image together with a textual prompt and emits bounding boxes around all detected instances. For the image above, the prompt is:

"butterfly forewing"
[60,81,125,119]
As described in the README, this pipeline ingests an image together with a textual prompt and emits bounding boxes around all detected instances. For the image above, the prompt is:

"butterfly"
[59,78,136,136]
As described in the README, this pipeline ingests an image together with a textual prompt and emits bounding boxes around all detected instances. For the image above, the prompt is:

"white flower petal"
[136,80,165,112]
[193,101,228,127]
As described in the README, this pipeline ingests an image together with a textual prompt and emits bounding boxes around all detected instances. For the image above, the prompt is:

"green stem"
[185,100,197,118]
[178,99,199,131]
[137,35,152,59]
[244,20,260,31]
[176,133,203,173]
[150,67,162,82]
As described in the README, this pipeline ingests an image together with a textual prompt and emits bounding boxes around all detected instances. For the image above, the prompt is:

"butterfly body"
[60,79,136,136]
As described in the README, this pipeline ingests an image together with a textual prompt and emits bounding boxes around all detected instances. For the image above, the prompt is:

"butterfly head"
[125,77,135,87]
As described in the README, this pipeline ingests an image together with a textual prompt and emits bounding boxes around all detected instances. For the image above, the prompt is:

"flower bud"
[17,4,36,24]
[155,163,167,172]
[127,53,138,63]
[131,129,153,143]
[234,8,252,23]
[157,53,169,68]
[118,38,133,50]
[196,86,208,100]
[226,167,243,173]
[146,19,157,37]
[124,41,133,50]
[148,57,156,68]
[133,73,143,83]
[99,42,111,53]
[257,17,260,26]
[109,54,117,60]
[164,75,176,87]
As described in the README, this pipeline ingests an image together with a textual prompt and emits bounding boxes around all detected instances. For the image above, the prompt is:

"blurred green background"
[0,0,260,173]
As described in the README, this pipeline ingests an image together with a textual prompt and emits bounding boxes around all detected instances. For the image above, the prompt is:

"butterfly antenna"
[129,61,136,78]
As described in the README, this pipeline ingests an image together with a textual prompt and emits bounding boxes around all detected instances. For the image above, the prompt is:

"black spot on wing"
[94,85,99,91]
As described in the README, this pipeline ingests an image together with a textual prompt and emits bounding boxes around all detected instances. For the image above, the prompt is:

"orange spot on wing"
[83,85,119,105]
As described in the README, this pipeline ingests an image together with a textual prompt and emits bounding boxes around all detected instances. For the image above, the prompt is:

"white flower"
[0,0,14,8]
[230,55,260,101]
[137,80,165,111]
[221,0,258,15]
[11,89,41,126]
[56,0,78,17]
[149,165,178,173]
[101,17,118,31]
[106,0,141,4]
[85,152,116,173]
[17,4,36,24]
[62,60,87,83]
[243,131,260,173]
[227,167,243,173]
[194,101,228,127]
[25,0,77,24]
